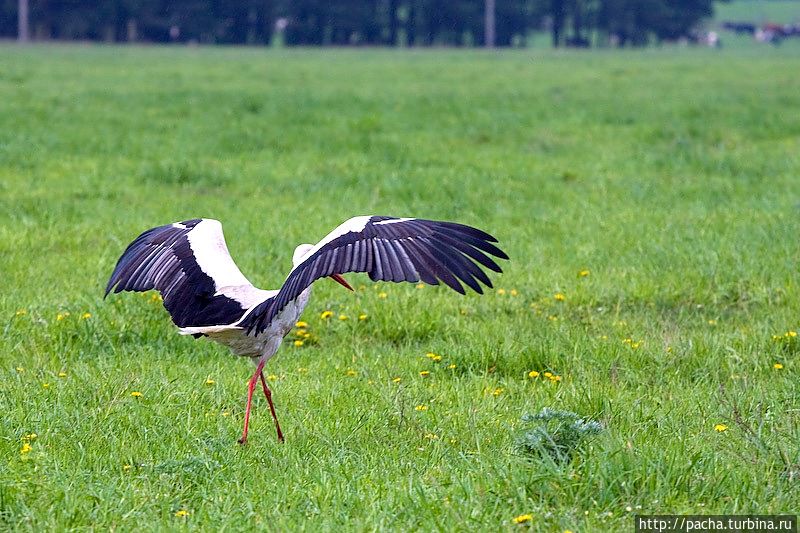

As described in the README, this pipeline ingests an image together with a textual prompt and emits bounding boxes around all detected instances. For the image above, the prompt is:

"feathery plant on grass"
[516,408,603,463]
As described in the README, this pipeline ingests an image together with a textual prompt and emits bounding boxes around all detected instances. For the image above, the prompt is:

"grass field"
[1,44,799,530]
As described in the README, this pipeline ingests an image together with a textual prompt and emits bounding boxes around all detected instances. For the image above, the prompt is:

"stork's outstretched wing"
[106,219,268,327]
[241,216,509,335]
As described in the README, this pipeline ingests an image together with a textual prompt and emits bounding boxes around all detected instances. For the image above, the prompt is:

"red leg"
[238,359,266,445]
[260,372,285,443]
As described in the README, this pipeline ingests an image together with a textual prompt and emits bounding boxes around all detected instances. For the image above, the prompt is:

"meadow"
[1,43,799,530]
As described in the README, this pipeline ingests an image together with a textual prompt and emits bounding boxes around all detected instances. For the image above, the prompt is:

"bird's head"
[292,244,315,267]
[292,243,353,291]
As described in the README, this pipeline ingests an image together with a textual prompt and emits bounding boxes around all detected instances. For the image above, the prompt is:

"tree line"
[1,0,717,47]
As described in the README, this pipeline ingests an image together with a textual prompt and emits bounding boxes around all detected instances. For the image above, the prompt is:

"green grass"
[714,0,800,24]
[1,44,799,530]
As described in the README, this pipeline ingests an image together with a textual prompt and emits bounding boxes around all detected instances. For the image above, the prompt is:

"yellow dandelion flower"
[424,433,438,440]
[497,288,506,295]
[513,514,533,524]
[419,371,430,377]
[392,377,401,383]
[130,391,142,398]
[58,372,67,378]
[426,352,442,361]
[295,321,308,328]
[415,405,428,411]
[346,369,357,377]
[543,372,553,378]
[708,319,717,325]
[789,331,797,337]
[151,294,162,302]
[579,269,590,277]
[15,367,24,373]
[378,292,388,299]
[448,364,456,369]
[221,410,230,417]
[774,363,784,370]
[20,443,33,455]
[295,329,306,337]
[554,293,565,301]
[267,374,278,381]
[714,424,728,432]
[298,367,308,373]
[339,314,348,321]
[553,375,562,382]
[492,387,504,396]
[81,312,92,319]
[547,315,558,321]
[174,510,189,518]
[320,310,333,319]
[205,378,215,385]
[528,370,539,378]
[123,464,132,472]
[510,289,518,296]
[42,382,50,389]
[56,313,65,321]
[416,283,425,289]
[15,309,27,316]
[22,433,37,441]
[358,313,368,321]
[302,332,311,338]
[294,340,304,347]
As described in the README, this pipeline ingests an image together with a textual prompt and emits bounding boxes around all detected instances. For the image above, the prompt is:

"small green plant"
[517,408,603,462]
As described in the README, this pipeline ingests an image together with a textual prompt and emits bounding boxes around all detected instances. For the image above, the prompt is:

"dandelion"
[547,315,558,321]
[174,510,189,518]
[295,321,308,328]
[788,331,797,338]
[510,289,519,296]
[497,288,506,295]
[773,363,784,370]
[714,424,728,432]
[130,391,142,398]
[492,387,504,397]
[15,309,27,316]
[295,330,306,337]
[205,378,215,385]
[56,313,66,321]
[20,443,33,455]
[298,367,308,374]
[707,319,717,325]
[81,312,92,320]
[528,370,540,378]
[123,464,132,472]
[346,369,357,377]
[294,340,304,347]
[554,293,565,301]
[267,374,278,381]
[415,405,428,411]
[358,314,368,321]
[15,367,24,373]
[339,314,348,321]
[416,283,424,289]
[302,332,311,338]
[151,293,162,302]
[448,364,456,370]
[221,410,231,417]
[550,375,562,382]
[378,292,388,299]
[424,433,438,440]
[42,382,50,389]
[419,371,430,377]
[425,352,442,362]
[579,269,590,277]
[58,372,67,378]
[320,310,333,319]
[392,377,401,383]
[543,372,553,378]
[513,514,533,524]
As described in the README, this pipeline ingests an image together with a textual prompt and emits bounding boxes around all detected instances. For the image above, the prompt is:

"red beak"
[330,273,354,291]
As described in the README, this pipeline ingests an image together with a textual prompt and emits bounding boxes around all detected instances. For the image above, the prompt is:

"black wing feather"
[241,216,508,335]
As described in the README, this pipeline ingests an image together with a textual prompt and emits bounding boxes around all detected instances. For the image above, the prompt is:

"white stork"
[105,216,508,444]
